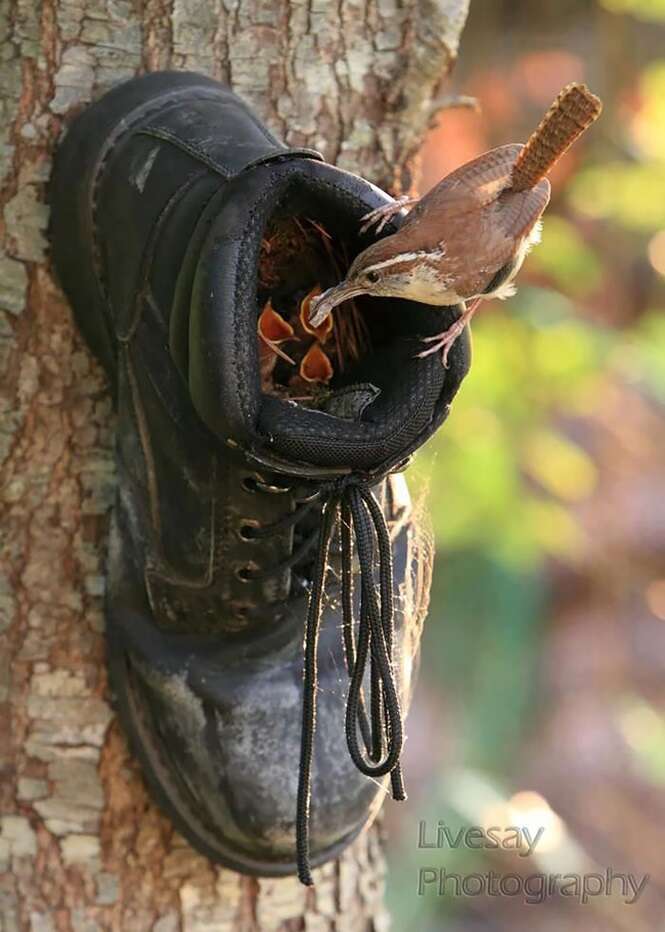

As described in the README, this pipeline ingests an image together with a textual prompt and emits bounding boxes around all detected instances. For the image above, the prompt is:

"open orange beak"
[258,300,296,364]
[300,285,333,342]
[299,343,333,383]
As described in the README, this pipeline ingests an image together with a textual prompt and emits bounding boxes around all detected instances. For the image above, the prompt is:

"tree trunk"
[0,1,468,929]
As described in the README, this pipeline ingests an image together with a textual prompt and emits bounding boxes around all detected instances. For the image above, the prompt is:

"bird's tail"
[510,83,602,193]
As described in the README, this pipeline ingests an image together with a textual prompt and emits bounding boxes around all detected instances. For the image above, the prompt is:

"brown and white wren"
[309,83,602,365]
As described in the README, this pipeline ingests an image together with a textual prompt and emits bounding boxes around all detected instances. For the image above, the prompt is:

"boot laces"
[243,473,406,885]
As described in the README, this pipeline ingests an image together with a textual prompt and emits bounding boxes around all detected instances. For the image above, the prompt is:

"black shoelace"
[245,474,406,885]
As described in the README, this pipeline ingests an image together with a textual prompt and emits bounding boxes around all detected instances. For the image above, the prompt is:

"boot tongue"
[319,383,380,421]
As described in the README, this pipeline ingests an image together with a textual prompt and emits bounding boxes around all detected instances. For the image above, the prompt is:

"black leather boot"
[50,71,470,883]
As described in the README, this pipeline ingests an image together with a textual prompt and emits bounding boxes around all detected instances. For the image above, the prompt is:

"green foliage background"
[385,1,665,926]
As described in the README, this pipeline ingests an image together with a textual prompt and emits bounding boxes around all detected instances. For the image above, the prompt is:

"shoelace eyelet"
[237,520,260,542]
[234,562,258,583]
[242,475,292,495]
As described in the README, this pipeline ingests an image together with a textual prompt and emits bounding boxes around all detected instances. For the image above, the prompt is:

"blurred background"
[385,1,665,929]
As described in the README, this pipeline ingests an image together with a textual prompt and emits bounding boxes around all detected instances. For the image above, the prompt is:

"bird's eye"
[366,270,380,284]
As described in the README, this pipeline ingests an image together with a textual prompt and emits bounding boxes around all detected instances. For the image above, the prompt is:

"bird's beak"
[308,280,367,328]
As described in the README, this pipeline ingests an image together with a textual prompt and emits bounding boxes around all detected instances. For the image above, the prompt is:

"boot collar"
[180,157,470,477]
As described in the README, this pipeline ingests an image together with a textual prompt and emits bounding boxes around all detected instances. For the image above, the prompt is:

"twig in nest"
[258,300,296,365]
[305,218,333,240]
[313,225,371,373]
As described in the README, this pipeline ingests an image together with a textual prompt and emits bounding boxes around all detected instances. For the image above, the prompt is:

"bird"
[308,83,603,366]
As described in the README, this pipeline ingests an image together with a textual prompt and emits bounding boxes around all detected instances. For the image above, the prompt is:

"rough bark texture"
[0,1,468,929]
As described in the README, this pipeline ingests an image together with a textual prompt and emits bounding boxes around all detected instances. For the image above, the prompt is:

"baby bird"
[309,83,602,366]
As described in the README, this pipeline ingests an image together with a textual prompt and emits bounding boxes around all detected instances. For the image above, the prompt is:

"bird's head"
[308,171,550,329]
[308,233,431,328]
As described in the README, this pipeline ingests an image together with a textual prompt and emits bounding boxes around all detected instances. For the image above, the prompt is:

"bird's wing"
[352,145,550,299]
[394,149,550,297]
[450,181,551,297]
[401,144,524,245]
[496,178,551,241]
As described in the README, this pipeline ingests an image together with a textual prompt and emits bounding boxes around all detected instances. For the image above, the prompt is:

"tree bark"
[0,1,468,929]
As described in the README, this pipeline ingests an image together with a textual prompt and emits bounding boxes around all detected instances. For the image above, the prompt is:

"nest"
[257,217,370,407]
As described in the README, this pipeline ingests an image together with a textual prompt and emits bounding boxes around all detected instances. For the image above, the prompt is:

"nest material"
[257,218,370,405]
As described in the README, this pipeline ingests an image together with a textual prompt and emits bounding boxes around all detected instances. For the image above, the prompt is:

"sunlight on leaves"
[617,697,665,783]
[522,429,598,502]
[413,301,610,567]
[611,309,665,400]
[569,163,665,230]
[599,0,665,21]
[648,229,665,274]
[631,61,665,160]
[529,217,602,296]
[570,60,665,228]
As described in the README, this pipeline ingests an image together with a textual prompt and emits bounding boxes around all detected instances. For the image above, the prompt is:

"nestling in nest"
[257,217,371,407]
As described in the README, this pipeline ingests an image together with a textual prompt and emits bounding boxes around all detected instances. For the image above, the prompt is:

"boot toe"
[113,634,381,875]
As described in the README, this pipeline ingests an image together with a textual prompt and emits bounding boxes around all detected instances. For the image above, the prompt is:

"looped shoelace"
[295,475,406,885]
[242,474,406,884]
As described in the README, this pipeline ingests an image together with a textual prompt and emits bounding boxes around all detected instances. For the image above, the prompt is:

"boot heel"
[49,72,222,386]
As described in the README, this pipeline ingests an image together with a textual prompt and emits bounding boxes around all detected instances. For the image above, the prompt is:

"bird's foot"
[416,299,480,368]
[359,196,418,235]
[416,323,466,368]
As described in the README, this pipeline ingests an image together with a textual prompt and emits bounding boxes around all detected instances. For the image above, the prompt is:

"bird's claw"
[359,196,416,235]
[416,321,466,369]
[416,297,479,367]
